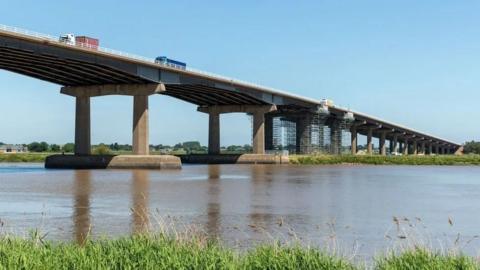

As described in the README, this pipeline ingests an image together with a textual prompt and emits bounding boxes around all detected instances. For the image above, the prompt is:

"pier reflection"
[72,170,91,245]
[131,170,150,234]
[206,165,221,238]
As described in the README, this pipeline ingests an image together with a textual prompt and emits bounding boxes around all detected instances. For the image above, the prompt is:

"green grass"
[0,235,355,270]
[375,248,478,270]
[0,235,478,269]
[290,154,480,166]
[0,153,53,163]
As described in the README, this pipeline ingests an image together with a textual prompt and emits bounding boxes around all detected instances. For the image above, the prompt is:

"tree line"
[2,141,253,154]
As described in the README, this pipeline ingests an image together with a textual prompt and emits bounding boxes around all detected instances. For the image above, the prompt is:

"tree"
[62,143,75,153]
[28,141,49,152]
[50,144,61,152]
[464,141,480,154]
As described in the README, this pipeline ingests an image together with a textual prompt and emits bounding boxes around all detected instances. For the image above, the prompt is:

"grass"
[0,153,53,163]
[375,248,478,270]
[0,235,355,270]
[290,154,480,166]
[0,235,478,269]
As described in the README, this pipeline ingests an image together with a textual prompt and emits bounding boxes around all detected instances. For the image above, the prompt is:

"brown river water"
[1,163,480,258]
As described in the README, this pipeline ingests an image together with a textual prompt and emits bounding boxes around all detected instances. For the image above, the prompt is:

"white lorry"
[59,34,75,45]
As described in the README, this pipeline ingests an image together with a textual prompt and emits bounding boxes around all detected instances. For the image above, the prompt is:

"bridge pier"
[75,96,91,156]
[46,83,181,169]
[412,140,418,155]
[367,128,373,154]
[330,119,342,155]
[392,134,399,153]
[208,111,220,155]
[403,138,409,155]
[350,126,357,155]
[198,105,277,155]
[133,95,149,155]
[296,114,312,154]
[379,131,387,156]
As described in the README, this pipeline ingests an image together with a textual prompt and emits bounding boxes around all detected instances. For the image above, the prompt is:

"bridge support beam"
[75,96,91,155]
[428,144,433,155]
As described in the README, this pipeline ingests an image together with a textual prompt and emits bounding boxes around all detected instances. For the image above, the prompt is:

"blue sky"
[0,1,478,146]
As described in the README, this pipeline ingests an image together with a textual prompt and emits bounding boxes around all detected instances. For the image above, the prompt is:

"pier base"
[179,154,289,164]
[45,155,181,169]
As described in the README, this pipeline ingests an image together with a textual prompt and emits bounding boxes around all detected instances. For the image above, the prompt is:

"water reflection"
[206,165,221,238]
[131,170,150,234]
[72,170,91,245]
[249,165,274,232]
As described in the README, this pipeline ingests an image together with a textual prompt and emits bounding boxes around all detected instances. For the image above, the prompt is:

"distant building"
[0,144,28,154]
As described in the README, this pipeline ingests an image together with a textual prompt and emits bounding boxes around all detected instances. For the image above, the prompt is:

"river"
[1,163,479,259]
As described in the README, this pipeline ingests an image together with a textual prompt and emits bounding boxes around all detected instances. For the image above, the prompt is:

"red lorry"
[75,36,99,50]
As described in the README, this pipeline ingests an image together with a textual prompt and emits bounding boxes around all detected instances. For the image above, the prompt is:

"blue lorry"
[155,56,186,70]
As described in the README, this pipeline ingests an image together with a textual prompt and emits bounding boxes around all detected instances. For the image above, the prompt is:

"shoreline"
[2,153,480,166]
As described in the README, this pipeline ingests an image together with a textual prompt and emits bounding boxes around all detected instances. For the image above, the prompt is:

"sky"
[0,1,478,146]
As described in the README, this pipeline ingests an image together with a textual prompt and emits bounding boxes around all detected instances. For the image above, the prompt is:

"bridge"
[0,24,461,168]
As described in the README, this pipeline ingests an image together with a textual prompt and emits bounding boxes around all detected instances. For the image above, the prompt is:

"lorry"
[59,34,99,50]
[155,56,186,70]
[75,36,99,50]
[59,34,75,45]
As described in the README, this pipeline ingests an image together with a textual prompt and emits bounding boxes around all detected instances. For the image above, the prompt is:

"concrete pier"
[208,111,220,154]
[252,111,266,155]
[403,138,409,155]
[350,126,357,155]
[132,95,149,155]
[75,96,91,155]
[296,115,312,154]
[198,105,277,155]
[379,131,387,156]
[367,127,373,154]
[392,135,399,153]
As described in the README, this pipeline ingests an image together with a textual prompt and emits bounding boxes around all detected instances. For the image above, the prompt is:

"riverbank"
[290,154,480,166]
[0,235,477,269]
[0,153,52,162]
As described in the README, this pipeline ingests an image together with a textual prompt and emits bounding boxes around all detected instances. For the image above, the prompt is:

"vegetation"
[0,235,478,269]
[464,141,480,155]
[290,154,480,166]
[375,248,478,270]
[0,235,353,270]
[92,144,113,155]
[0,153,50,162]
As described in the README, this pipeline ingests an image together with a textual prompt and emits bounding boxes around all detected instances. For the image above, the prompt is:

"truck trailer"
[155,56,186,70]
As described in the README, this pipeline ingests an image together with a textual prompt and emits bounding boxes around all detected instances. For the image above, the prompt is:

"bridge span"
[0,24,461,167]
